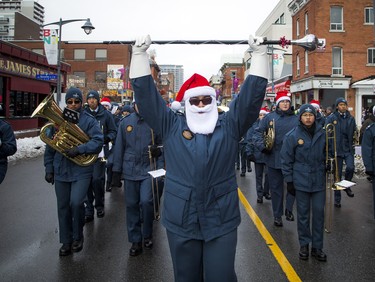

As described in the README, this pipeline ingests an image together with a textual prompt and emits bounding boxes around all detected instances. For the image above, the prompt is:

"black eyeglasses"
[67,100,81,105]
[189,96,212,106]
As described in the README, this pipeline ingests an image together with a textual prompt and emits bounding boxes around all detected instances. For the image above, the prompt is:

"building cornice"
[288,0,310,16]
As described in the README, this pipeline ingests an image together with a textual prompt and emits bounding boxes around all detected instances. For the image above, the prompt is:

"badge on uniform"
[333,120,337,125]
[126,125,133,132]
[62,108,79,124]
[182,130,194,140]
[298,138,304,145]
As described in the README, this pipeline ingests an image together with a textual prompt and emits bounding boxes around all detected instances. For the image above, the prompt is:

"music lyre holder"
[103,34,323,52]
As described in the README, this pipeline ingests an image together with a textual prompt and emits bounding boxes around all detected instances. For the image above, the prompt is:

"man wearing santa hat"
[253,90,299,227]
[128,34,268,281]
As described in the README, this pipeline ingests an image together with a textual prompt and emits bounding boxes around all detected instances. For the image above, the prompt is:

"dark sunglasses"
[189,96,212,106]
[67,100,81,105]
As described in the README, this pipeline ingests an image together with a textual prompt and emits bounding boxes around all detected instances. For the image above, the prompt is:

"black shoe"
[144,238,153,250]
[72,237,84,253]
[97,210,105,218]
[236,166,240,170]
[240,172,246,177]
[311,248,327,262]
[274,217,283,227]
[129,242,143,256]
[257,197,263,203]
[105,184,112,192]
[285,209,294,221]
[248,168,252,172]
[334,202,341,208]
[345,188,354,197]
[59,244,72,256]
[264,193,271,200]
[85,215,94,223]
[367,176,373,183]
[299,245,309,260]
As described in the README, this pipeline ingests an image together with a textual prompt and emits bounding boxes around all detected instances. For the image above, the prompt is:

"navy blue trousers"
[268,167,295,218]
[335,153,354,203]
[55,178,90,244]
[167,229,238,282]
[254,163,269,198]
[85,160,105,215]
[296,189,325,249]
[124,178,154,243]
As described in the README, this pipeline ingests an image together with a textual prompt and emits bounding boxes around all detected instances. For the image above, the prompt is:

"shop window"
[95,71,106,83]
[0,77,4,116]
[9,91,37,117]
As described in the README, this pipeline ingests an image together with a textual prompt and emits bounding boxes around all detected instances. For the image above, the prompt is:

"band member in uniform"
[310,99,325,128]
[44,87,103,256]
[84,91,117,221]
[128,34,268,281]
[0,119,17,184]
[254,90,299,226]
[324,97,356,208]
[361,106,375,220]
[281,104,327,262]
[111,101,163,256]
[246,107,271,203]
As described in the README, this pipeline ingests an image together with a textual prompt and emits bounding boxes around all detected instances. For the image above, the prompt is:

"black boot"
[311,248,327,262]
[299,245,309,260]
[129,242,143,256]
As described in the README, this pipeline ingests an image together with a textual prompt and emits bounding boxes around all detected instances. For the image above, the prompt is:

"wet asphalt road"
[1,156,375,281]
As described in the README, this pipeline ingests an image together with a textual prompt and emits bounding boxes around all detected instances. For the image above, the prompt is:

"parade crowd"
[1,34,375,282]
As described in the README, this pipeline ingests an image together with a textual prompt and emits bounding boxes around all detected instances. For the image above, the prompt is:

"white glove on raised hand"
[248,35,269,80]
[129,35,152,79]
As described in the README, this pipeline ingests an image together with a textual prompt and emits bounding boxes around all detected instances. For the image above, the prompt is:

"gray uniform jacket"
[131,74,267,241]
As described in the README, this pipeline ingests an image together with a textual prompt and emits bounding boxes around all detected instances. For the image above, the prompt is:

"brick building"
[288,0,375,123]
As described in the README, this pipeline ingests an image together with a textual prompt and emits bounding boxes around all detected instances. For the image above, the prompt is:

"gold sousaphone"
[31,95,97,166]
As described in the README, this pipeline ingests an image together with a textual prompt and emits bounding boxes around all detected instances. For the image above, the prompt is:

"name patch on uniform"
[126,125,133,132]
[298,138,304,145]
[182,130,194,140]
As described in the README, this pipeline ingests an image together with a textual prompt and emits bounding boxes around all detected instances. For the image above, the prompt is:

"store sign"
[0,55,54,79]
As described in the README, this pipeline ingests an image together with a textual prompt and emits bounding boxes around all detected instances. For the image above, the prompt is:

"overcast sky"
[38,0,281,80]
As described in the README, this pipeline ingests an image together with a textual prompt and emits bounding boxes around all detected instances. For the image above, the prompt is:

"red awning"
[266,80,291,94]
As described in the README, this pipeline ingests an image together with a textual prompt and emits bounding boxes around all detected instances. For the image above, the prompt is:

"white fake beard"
[185,99,218,134]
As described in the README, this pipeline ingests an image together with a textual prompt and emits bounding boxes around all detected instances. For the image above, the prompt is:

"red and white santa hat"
[310,99,320,110]
[171,73,216,111]
[260,107,270,115]
[100,97,112,109]
[275,90,291,105]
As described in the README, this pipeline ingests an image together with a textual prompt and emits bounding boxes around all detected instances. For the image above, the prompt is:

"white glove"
[248,35,269,80]
[129,35,152,79]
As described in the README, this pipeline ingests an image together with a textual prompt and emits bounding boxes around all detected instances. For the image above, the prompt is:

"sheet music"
[335,180,356,189]
[148,169,166,178]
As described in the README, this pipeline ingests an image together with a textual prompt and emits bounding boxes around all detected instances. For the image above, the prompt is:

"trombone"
[324,123,342,233]
[148,129,163,221]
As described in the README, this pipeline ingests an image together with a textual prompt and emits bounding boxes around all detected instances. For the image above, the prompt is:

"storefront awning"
[266,80,291,94]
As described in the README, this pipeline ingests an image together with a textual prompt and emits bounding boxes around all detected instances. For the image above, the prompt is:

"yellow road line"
[238,188,302,282]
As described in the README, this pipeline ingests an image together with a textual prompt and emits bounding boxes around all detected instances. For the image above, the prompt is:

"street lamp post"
[42,18,95,104]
